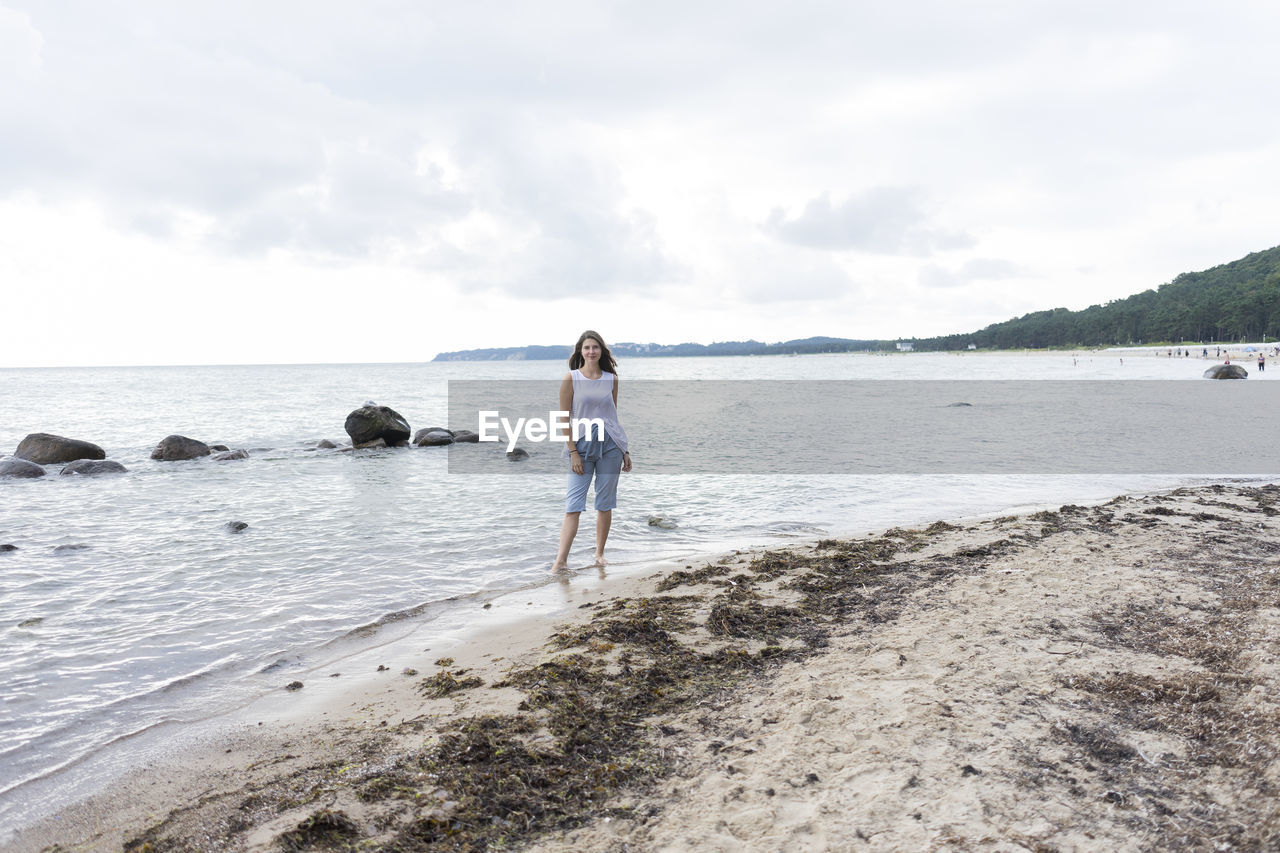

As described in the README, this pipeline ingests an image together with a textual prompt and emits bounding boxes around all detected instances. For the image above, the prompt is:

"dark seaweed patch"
[418,668,484,699]
[276,808,360,851]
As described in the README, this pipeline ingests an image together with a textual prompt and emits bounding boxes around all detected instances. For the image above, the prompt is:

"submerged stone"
[414,427,454,446]
[60,459,128,476]
[0,458,46,478]
[151,435,212,461]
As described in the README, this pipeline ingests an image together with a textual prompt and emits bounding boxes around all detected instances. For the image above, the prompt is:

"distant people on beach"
[552,330,633,572]
[1260,353,1266,371]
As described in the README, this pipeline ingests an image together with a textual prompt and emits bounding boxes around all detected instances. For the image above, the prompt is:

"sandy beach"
[12,483,1280,852]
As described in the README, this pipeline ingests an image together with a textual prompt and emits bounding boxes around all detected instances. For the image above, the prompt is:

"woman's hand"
[622,452,632,473]
[571,452,584,475]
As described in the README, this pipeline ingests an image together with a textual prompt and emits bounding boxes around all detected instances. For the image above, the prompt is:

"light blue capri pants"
[566,432,623,513]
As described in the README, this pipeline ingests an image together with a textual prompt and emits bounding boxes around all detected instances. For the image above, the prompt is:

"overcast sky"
[3,2,1278,366]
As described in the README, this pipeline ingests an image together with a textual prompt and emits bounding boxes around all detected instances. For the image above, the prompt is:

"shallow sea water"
[0,350,1257,834]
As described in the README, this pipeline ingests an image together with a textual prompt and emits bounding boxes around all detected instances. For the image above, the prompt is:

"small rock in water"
[648,515,678,529]
[53,544,89,552]
[151,435,211,461]
[212,450,249,461]
[402,667,418,676]
[14,433,106,465]
[208,444,230,452]
[377,664,389,672]
[60,460,128,476]
[414,427,455,447]
[225,521,249,533]
[0,458,46,478]
[451,429,480,443]
[0,543,17,552]
[284,681,304,691]
[18,617,43,628]
[507,448,530,461]
[316,439,338,449]
[946,402,973,407]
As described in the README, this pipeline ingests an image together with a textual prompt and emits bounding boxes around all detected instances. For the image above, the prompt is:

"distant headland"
[436,243,1280,360]
[432,337,898,361]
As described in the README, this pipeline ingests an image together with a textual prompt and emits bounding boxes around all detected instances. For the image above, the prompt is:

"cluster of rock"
[0,433,125,479]
[341,404,491,452]
[2,402,518,479]
[147,435,250,462]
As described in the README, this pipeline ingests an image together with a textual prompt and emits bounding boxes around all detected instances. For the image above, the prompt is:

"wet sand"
[12,484,1280,852]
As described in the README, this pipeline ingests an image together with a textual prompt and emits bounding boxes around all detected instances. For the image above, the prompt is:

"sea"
[0,349,1267,837]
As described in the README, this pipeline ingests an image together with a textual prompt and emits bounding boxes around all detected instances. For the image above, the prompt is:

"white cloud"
[0,4,41,79]
[764,188,974,255]
[2,1,1280,365]
[920,258,1024,289]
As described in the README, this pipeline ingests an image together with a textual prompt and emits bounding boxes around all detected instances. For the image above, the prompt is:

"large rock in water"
[14,433,106,465]
[1204,364,1248,379]
[60,459,128,476]
[151,435,212,461]
[0,458,46,478]
[345,405,411,447]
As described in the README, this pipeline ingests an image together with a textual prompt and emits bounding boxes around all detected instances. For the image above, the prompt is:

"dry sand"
[13,484,1280,852]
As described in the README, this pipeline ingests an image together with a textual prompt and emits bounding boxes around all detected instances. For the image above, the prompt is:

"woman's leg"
[555,458,595,569]
[591,444,624,566]
[594,510,611,566]
[552,512,581,570]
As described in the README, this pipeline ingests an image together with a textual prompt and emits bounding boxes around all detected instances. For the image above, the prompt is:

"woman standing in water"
[552,330,632,571]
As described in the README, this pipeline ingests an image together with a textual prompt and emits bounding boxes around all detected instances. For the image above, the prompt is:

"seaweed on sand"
[419,668,484,699]
[654,563,733,591]
[126,504,1172,853]
[276,808,361,851]
[1010,501,1280,852]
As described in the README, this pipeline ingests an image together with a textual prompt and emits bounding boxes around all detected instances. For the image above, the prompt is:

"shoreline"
[11,483,1280,851]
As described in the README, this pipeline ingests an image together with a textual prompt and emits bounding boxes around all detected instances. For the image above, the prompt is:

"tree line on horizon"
[915,244,1280,350]
[435,245,1280,360]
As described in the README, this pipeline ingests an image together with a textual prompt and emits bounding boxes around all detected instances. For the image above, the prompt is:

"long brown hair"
[568,330,618,373]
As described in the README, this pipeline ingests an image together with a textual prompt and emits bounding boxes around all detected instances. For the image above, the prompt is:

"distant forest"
[434,245,1280,360]
[916,244,1280,350]
[432,336,896,361]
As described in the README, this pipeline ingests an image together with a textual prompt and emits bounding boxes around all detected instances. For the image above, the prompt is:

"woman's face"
[580,338,602,362]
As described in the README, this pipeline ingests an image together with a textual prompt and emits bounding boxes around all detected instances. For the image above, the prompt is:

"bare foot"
[551,560,568,572]
[593,553,608,568]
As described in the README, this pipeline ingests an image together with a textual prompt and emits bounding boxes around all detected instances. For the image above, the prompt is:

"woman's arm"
[561,372,574,413]
[561,373,583,474]
[614,375,632,472]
